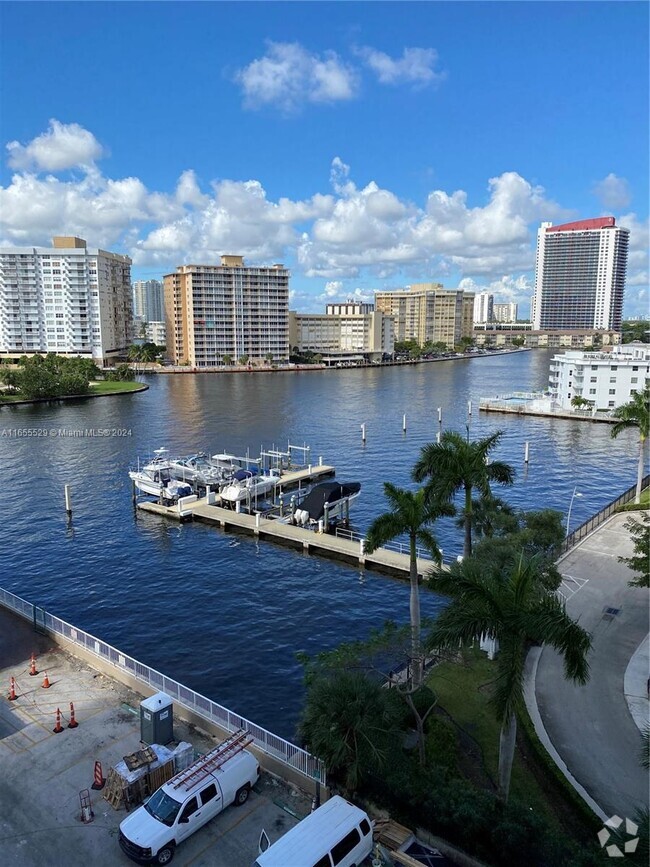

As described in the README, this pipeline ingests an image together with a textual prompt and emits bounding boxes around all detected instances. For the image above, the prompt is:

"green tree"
[426,554,591,801]
[222,354,233,366]
[571,396,590,409]
[413,431,515,559]
[0,369,21,393]
[238,354,249,366]
[618,513,650,588]
[510,336,526,348]
[365,484,453,688]
[611,384,650,503]
[127,344,142,363]
[139,342,158,363]
[454,493,515,541]
[300,670,399,790]
[264,352,274,365]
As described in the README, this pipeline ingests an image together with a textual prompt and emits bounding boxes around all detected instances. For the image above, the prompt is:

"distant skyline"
[1,1,648,317]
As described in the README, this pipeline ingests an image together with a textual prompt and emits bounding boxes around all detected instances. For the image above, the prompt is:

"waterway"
[0,350,640,739]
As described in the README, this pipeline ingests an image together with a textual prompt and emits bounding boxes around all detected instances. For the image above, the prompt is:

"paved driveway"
[533,513,649,819]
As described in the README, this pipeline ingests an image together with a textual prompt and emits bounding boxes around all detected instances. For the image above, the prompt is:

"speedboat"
[168,453,228,488]
[292,481,361,528]
[129,448,193,502]
[220,468,282,505]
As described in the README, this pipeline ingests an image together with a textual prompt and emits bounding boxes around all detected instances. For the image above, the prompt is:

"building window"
[589,389,596,395]
[609,389,615,395]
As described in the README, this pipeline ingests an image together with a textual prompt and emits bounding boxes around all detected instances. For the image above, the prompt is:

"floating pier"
[137,496,433,579]
[479,395,618,424]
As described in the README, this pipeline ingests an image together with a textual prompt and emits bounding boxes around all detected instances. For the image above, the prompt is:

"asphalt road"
[534,512,649,819]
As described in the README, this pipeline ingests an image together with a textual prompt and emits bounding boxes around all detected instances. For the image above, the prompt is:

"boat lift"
[259,442,311,473]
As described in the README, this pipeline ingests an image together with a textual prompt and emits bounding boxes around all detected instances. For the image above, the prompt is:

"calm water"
[0,351,640,738]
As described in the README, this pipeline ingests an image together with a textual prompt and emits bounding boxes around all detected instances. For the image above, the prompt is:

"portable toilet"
[140,692,173,745]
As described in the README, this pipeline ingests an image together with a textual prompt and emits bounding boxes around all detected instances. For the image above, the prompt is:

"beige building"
[289,305,393,362]
[164,256,289,367]
[374,283,474,348]
[473,328,621,349]
[0,236,132,364]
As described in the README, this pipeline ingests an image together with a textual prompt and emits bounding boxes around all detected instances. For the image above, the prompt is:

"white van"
[119,731,259,865]
[254,795,374,867]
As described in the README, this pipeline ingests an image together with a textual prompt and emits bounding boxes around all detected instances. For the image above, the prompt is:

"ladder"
[170,729,253,790]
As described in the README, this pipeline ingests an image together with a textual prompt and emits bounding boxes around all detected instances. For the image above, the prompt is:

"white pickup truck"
[119,730,259,865]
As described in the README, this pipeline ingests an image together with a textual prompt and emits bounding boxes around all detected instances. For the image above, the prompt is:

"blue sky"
[1,1,648,316]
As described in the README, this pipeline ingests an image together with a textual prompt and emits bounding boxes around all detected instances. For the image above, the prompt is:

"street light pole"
[566,486,583,539]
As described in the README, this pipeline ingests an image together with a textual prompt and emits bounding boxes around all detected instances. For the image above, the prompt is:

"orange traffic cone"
[29,654,38,676]
[68,702,79,729]
[41,672,51,689]
[8,677,17,701]
[91,761,105,790]
[53,707,64,734]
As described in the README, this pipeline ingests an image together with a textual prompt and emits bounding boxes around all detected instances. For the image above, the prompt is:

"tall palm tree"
[426,554,591,801]
[413,431,515,559]
[364,483,453,689]
[611,384,650,503]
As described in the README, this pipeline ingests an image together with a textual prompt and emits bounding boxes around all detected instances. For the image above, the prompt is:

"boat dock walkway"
[479,397,617,424]
[137,497,434,579]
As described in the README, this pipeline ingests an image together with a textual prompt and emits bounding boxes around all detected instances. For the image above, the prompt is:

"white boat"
[168,453,229,488]
[291,481,361,528]
[220,468,282,505]
[129,448,193,502]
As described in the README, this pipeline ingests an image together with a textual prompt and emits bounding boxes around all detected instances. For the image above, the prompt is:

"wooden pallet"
[102,769,125,810]
[146,760,175,794]
[374,818,413,849]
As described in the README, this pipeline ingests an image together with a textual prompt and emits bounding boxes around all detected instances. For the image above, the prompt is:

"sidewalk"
[526,512,649,819]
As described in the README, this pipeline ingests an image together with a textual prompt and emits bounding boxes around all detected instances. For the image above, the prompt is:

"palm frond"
[524,595,591,684]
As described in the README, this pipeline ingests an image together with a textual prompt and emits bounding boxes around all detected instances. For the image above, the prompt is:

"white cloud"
[593,173,632,210]
[6,119,104,171]
[324,281,343,297]
[356,46,445,87]
[235,42,358,112]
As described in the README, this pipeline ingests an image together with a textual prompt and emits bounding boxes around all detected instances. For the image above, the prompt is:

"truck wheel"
[234,784,250,806]
[156,844,175,864]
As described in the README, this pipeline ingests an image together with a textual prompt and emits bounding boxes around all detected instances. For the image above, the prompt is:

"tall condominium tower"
[375,283,474,348]
[0,236,132,364]
[133,279,164,321]
[532,217,629,331]
[164,255,290,367]
[473,292,494,325]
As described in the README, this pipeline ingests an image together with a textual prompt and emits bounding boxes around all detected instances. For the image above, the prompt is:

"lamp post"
[566,486,583,539]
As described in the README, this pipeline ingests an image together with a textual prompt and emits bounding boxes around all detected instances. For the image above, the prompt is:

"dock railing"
[559,473,650,555]
[0,586,326,787]
[334,526,435,561]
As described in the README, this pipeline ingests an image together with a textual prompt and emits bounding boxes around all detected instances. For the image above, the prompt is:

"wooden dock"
[137,497,433,579]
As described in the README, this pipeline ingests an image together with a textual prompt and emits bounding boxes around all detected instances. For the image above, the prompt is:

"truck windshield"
[144,789,182,827]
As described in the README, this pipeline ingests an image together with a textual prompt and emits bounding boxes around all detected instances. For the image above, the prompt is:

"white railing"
[334,527,435,561]
[0,586,325,786]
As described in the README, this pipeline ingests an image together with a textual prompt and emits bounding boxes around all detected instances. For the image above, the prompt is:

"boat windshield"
[144,789,182,827]
[159,469,171,482]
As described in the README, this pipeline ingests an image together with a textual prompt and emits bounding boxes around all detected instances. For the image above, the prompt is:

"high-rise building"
[549,343,649,410]
[133,279,164,321]
[0,236,132,364]
[493,302,518,323]
[164,255,290,367]
[473,292,493,325]
[375,283,474,348]
[532,217,629,331]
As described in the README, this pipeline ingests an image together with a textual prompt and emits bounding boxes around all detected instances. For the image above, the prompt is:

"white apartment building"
[164,256,289,366]
[144,321,166,346]
[493,302,518,323]
[533,217,629,331]
[0,236,132,364]
[325,300,374,315]
[133,279,164,321]
[473,292,493,325]
[375,283,474,348]
[549,342,649,410]
[289,309,393,361]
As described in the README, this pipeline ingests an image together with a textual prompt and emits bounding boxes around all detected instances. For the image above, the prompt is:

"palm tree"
[364,483,453,688]
[413,431,515,559]
[426,554,591,801]
[611,384,650,503]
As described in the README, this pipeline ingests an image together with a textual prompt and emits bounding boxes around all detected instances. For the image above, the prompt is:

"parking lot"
[0,608,308,866]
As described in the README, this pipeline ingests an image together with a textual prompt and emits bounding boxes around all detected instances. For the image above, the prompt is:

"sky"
[0,1,648,317]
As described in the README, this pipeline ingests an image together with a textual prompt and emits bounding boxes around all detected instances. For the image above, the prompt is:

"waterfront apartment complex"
[549,342,649,410]
[133,279,164,322]
[532,217,629,332]
[0,236,132,364]
[290,302,393,362]
[163,256,289,367]
[375,283,474,348]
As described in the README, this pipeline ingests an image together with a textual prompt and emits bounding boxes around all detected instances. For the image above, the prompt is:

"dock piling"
[402,414,407,432]
[437,407,442,424]
[64,484,72,516]
[524,441,530,464]
[361,423,366,443]
[468,400,472,417]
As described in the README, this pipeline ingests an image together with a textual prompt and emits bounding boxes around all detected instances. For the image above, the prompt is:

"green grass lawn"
[617,486,650,510]
[426,647,562,826]
[89,380,145,395]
